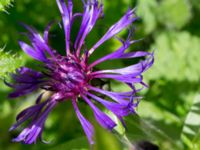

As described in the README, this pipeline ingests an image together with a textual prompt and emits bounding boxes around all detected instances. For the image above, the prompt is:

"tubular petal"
[56,0,73,54]
[82,95,116,131]
[89,9,137,55]
[72,98,94,145]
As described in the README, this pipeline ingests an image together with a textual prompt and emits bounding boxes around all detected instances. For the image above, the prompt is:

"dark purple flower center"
[42,55,89,97]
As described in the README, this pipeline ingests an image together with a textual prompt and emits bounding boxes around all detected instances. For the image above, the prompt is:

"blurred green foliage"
[0,0,14,13]
[0,0,200,150]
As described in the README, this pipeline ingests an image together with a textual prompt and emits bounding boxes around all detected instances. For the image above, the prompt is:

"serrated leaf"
[0,0,14,13]
[0,48,26,78]
[145,31,200,82]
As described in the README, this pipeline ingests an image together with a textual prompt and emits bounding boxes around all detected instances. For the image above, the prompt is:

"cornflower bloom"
[6,0,154,144]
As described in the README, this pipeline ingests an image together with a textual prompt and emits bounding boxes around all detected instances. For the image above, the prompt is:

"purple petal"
[88,85,133,104]
[119,51,150,59]
[10,102,46,131]
[56,0,73,54]
[12,100,56,144]
[86,92,134,117]
[91,63,143,76]
[8,85,37,98]
[75,0,103,56]
[89,38,150,68]
[43,21,56,45]
[21,23,54,57]
[19,41,47,62]
[82,95,116,131]
[91,53,153,76]
[90,53,154,84]
[8,67,44,98]
[89,39,131,68]
[143,52,154,71]
[11,67,43,82]
[89,8,137,55]
[72,99,94,145]
[92,74,143,84]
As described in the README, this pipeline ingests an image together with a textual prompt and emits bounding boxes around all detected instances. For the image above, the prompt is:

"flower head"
[7,0,154,144]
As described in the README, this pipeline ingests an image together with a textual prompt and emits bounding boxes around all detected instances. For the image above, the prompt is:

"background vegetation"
[0,0,200,149]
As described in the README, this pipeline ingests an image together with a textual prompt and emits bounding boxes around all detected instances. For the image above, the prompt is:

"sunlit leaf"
[125,115,182,150]
[0,47,26,78]
[137,0,158,34]
[181,94,200,149]
[145,31,200,82]
[157,0,191,29]
[0,0,14,13]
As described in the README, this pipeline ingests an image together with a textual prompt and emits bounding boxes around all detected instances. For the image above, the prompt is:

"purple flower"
[7,0,154,145]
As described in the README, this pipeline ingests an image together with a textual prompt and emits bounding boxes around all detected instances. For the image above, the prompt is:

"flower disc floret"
[43,55,89,97]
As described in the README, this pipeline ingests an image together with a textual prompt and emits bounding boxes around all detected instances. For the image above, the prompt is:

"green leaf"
[0,0,14,13]
[137,0,158,34]
[145,31,200,82]
[190,0,200,11]
[125,115,182,149]
[181,94,200,149]
[50,137,89,150]
[157,0,191,29]
[0,48,26,78]
[137,0,191,33]
[93,123,123,150]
